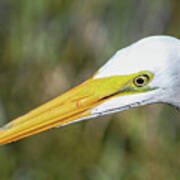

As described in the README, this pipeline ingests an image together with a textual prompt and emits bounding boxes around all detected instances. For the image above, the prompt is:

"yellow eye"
[133,74,150,87]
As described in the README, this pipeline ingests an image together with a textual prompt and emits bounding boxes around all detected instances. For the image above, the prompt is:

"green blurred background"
[0,0,180,179]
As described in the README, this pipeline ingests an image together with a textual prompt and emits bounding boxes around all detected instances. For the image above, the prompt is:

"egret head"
[92,36,180,115]
[1,35,180,145]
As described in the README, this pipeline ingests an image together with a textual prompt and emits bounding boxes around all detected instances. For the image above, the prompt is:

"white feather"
[92,35,180,115]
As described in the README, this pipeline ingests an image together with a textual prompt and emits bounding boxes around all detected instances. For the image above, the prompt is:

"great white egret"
[0,35,180,145]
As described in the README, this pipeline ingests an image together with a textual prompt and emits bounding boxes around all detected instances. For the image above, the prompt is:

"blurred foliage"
[0,0,180,179]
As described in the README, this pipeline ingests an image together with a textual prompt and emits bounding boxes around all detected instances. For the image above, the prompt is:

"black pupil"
[136,77,144,85]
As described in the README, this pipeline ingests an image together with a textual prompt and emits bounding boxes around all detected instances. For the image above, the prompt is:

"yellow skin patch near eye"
[91,70,154,96]
[0,71,154,145]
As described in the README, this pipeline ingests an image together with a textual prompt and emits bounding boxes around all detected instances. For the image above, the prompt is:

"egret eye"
[134,74,150,87]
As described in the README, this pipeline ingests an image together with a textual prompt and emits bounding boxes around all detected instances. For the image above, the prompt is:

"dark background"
[0,0,180,179]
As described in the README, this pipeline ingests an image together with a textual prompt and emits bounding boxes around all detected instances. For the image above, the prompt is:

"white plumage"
[93,35,180,114]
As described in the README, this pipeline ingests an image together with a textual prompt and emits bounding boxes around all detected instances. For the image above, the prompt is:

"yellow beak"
[0,74,134,145]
